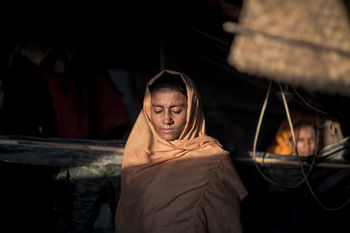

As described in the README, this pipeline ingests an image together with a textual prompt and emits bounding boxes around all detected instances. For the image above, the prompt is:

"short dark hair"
[149,72,187,97]
[293,120,316,135]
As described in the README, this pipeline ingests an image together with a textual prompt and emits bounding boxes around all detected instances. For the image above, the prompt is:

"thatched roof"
[223,0,350,97]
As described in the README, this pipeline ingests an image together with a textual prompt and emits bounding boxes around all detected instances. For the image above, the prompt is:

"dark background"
[2,0,350,151]
[1,1,350,233]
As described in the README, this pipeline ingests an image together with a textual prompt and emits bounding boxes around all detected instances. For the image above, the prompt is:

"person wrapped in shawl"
[115,70,247,233]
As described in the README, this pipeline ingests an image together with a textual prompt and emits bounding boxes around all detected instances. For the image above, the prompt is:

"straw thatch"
[223,0,350,97]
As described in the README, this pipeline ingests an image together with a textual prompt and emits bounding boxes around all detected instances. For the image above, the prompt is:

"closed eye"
[171,106,184,114]
[152,105,164,114]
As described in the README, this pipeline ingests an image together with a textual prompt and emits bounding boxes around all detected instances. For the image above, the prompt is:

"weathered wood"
[232,136,350,167]
[0,135,125,167]
[1,134,349,168]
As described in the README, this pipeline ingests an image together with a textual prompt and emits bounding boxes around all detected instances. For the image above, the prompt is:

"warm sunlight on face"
[150,88,187,141]
[292,125,316,157]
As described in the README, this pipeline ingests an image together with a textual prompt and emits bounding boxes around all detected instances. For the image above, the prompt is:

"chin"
[160,134,178,141]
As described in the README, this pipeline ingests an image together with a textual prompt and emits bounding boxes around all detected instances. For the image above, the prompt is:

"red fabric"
[95,73,130,138]
[38,51,130,139]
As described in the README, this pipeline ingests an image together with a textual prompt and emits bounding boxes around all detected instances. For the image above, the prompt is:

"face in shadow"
[291,125,316,156]
[150,88,187,141]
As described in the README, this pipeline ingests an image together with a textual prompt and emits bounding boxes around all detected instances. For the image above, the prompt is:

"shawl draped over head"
[115,70,247,233]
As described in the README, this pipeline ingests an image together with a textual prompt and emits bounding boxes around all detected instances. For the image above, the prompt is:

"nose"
[163,112,173,125]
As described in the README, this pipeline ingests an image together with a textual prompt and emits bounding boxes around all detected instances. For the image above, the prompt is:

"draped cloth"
[115,70,247,233]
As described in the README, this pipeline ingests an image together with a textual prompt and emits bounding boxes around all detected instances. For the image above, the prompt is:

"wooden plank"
[0,136,125,167]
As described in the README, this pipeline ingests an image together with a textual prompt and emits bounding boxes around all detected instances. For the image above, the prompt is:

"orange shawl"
[115,70,247,233]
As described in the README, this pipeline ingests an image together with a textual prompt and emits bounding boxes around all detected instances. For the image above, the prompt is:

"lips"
[161,128,175,132]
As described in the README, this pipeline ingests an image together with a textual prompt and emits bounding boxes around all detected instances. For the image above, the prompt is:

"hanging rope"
[279,83,350,211]
[252,81,314,189]
[291,86,329,115]
[252,80,350,210]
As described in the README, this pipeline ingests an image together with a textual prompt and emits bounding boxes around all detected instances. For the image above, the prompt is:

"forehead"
[151,88,187,104]
[295,125,315,136]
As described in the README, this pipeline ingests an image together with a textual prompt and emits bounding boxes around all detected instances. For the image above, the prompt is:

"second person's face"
[150,88,187,141]
[292,125,316,156]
